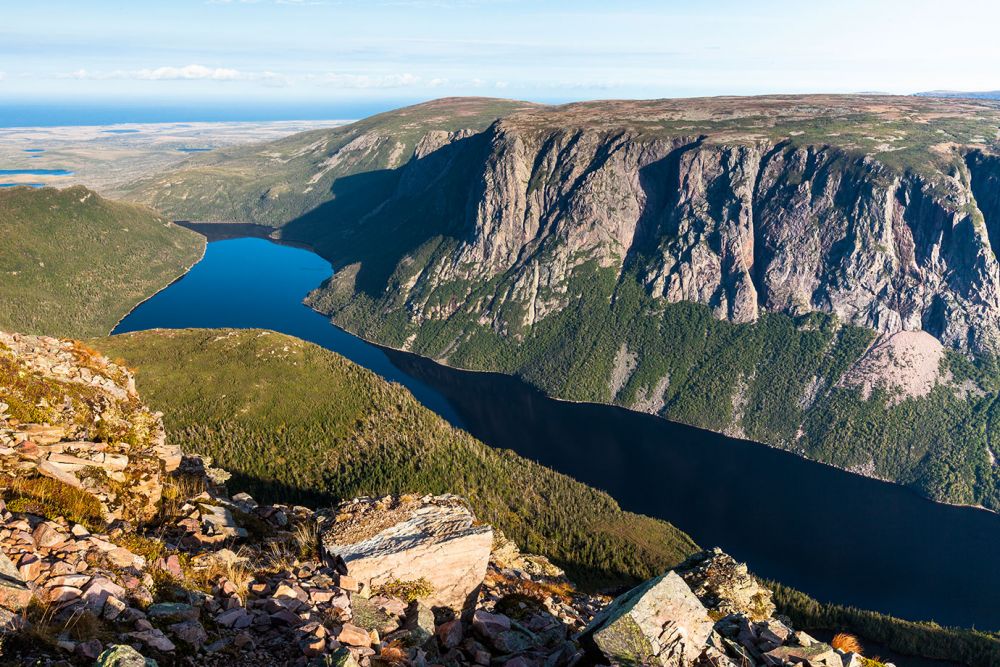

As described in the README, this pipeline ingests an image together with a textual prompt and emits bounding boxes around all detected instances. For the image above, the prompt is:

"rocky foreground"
[0,331,889,667]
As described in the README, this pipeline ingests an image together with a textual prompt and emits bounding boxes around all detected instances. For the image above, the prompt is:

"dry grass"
[0,474,105,530]
[158,471,207,520]
[291,520,319,560]
[20,597,111,648]
[190,546,255,601]
[378,640,409,665]
[831,632,864,654]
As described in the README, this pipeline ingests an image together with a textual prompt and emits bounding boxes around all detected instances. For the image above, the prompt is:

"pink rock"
[47,585,82,603]
[335,622,371,647]
[472,609,511,641]
[32,522,64,549]
[216,607,253,629]
[83,577,126,613]
[75,638,103,660]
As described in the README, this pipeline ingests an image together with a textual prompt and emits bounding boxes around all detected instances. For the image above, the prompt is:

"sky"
[2,0,1000,117]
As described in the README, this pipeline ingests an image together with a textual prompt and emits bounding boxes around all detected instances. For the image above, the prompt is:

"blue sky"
[2,0,999,108]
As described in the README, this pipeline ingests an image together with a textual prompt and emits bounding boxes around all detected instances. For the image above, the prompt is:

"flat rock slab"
[582,570,713,667]
[0,551,32,611]
[319,494,492,613]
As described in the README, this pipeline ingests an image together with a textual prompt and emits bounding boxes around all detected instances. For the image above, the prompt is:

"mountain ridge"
[124,95,1000,510]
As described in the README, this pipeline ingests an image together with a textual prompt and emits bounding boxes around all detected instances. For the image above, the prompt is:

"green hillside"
[0,185,204,338]
[93,327,697,589]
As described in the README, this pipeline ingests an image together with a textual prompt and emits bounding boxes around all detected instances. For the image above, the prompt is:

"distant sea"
[0,100,412,128]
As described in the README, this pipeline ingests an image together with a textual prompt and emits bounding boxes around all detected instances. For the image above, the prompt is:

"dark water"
[114,238,462,426]
[0,169,72,176]
[114,237,1000,632]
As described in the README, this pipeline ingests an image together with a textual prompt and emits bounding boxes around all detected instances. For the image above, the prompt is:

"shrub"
[831,632,863,653]
[373,578,434,602]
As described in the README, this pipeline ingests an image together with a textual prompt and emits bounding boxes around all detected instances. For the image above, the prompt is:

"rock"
[131,628,176,652]
[436,618,464,649]
[841,653,864,667]
[319,495,492,613]
[147,602,199,623]
[472,609,511,642]
[582,570,713,667]
[199,503,248,538]
[96,643,158,667]
[676,548,775,621]
[336,622,373,647]
[0,550,32,610]
[32,522,64,549]
[75,638,104,661]
[84,577,127,613]
[327,647,362,667]
[763,643,844,667]
[216,607,253,628]
[403,601,436,647]
[0,606,26,633]
[168,620,208,649]
[47,585,83,604]
[758,619,792,645]
[37,459,83,488]
[103,596,128,621]
[503,658,533,667]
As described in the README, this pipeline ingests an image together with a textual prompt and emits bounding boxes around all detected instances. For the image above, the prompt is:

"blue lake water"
[177,147,212,153]
[0,169,73,176]
[114,236,1000,632]
[22,149,44,153]
[114,238,462,425]
[0,183,44,188]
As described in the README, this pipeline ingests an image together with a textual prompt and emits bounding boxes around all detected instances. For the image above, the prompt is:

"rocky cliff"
[128,95,1000,511]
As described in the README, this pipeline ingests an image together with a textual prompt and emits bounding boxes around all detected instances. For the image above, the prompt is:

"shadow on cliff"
[279,132,490,299]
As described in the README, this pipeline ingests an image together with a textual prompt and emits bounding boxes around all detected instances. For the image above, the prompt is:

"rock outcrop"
[582,570,714,666]
[318,494,493,613]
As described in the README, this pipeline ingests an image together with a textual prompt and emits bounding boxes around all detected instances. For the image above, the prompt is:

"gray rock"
[147,602,199,623]
[319,495,492,613]
[582,570,713,667]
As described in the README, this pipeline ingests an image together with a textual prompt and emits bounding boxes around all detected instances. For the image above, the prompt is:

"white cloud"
[59,65,288,86]
[136,65,242,80]
[318,72,421,88]
[0,72,6,81]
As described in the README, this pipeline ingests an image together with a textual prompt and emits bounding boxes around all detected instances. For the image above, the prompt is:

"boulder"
[319,494,492,613]
[581,570,713,667]
[96,644,158,667]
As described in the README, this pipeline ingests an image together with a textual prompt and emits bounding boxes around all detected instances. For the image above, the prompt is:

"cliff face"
[331,122,1000,354]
